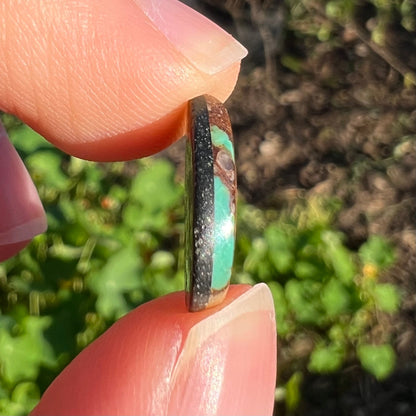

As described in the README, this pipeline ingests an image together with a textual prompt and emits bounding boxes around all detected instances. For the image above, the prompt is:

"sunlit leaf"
[268,281,292,336]
[129,160,182,211]
[8,124,52,154]
[285,280,325,325]
[322,230,356,283]
[308,343,345,373]
[359,236,395,269]
[372,283,401,313]
[321,278,351,317]
[25,151,69,191]
[87,245,142,320]
[285,371,303,412]
[0,317,56,384]
[265,226,295,273]
[358,344,396,380]
[294,261,321,280]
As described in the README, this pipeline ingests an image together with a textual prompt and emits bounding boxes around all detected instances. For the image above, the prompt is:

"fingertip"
[169,283,277,415]
[0,240,31,262]
[0,123,47,261]
[1,0,244,161]
[137,0,247,75]
[30,285,276,415]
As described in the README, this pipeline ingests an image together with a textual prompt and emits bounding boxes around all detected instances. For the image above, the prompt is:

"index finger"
[0,0,247,161]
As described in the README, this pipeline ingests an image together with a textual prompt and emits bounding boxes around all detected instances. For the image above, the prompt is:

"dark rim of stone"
[186,96,215,311]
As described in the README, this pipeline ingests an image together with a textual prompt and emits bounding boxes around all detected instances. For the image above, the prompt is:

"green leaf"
[25,151,69,191]
[325,0,354,21]
[359,236,395,269]
[357,344,396,380]
[265,226,295,273]
[150,251,175,270]
[0,399,25,416]
[308,343,345,373]
[285,371,303,412]
[328,324,346,343]
[123,203,167,233]
[130,160,182,211]
[268,282,292,336]
[87,245,142,319]
[285,280,325,325]
[11,382,40,413]
[270,249,294,274]
[321,278,351,317]
[143,269,183,299]
[0,316,56,384]
[62,223,90,247]
[143,251,182,297]
[122,160,182,234]
[244,238,275,281]
[8,124,52,154]
[0,380,40,415]
[294,261,321,280]
[281,54,303,73]
[249,237,268,257]
[372,283,401,313]
[322,231,356,284]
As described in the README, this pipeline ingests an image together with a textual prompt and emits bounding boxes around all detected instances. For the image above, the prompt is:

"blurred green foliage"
[283,0,416,87]
[1,120,398,414]
[285,0,416,39]
[234,196,398,408]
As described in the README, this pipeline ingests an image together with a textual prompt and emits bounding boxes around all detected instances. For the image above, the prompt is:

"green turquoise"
[211,126,235,160]
[212,176,235,290]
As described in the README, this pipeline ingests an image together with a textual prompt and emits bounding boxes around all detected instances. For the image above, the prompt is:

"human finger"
[0,124,47,261]
[30,284,277,415]
[0,0,247,161]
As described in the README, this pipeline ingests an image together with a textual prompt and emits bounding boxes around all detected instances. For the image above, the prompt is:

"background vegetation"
[1,0,416,415]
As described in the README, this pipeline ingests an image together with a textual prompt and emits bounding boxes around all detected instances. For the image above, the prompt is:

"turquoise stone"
[211,125,235,160]
[212,176,235,290]
[185,95,236,312]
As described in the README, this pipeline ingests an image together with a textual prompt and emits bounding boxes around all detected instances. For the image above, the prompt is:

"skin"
[0,0,242,160]
[0,1,277,414]
[31,284,277,415]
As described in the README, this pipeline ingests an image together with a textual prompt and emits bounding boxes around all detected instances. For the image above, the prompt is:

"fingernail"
[0,217,47,245]
[0,124,47,246]
[135,0,248,75]
[169,283,277,415]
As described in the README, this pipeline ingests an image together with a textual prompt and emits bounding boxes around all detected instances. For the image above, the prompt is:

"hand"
[31,284,276,415]
[1,1,277,414]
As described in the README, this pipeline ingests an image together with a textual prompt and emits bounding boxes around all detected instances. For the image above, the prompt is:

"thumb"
[0,0,247,161]
[30,284,277,416]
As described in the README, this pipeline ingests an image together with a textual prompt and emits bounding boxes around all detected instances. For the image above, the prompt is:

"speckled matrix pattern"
[185,95,237,312]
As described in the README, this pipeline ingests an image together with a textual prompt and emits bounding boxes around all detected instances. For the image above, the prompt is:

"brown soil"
[175,1,416,414]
